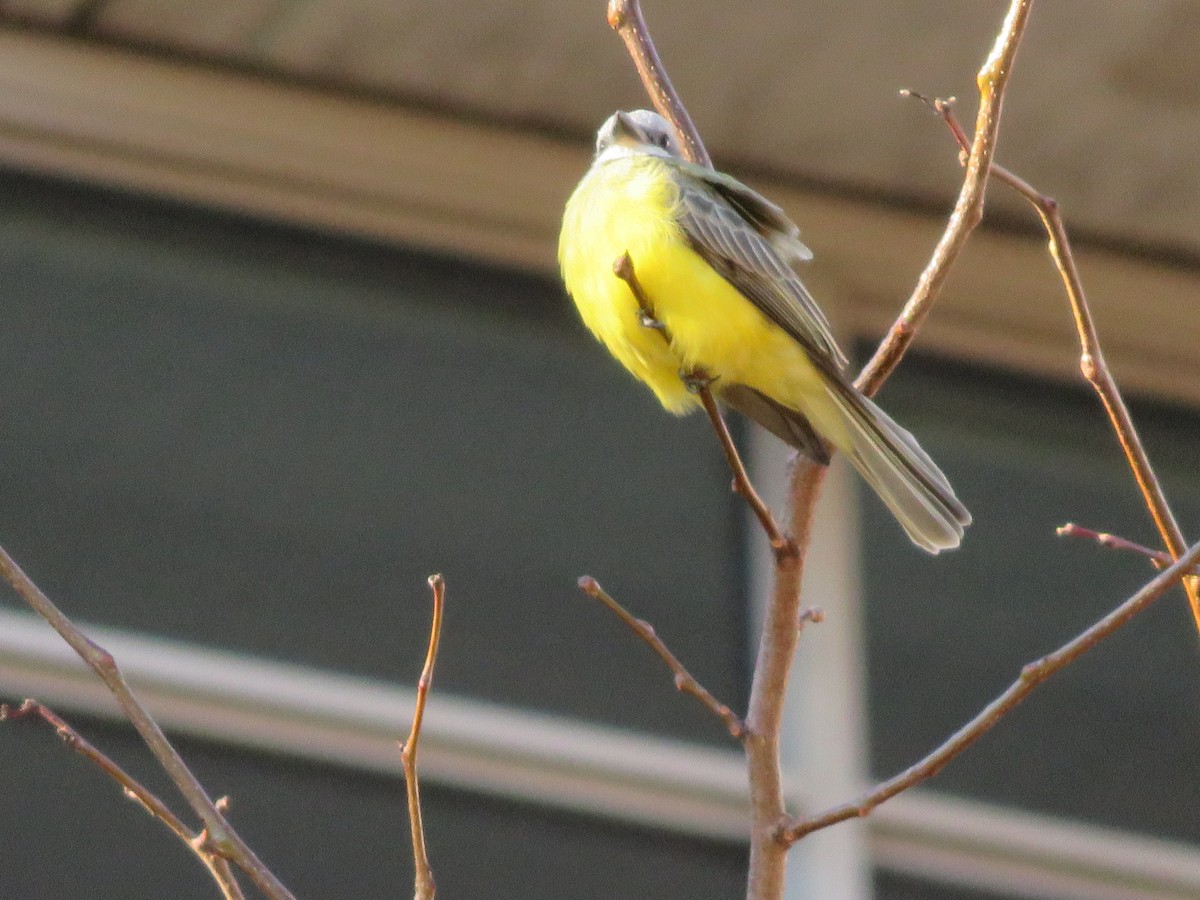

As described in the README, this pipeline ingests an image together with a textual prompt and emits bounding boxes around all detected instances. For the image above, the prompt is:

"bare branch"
[696,389,796,559]
[911,92,1200,633]
[578,576,745,738]
[607,0,710,168]
[1,700,246,900]
[742,460,823,898]
[401,574,445,900]
[0,545,295,900]
[856,0,1033,398]
[1058,523,1200,575]
[780,538,1200,843]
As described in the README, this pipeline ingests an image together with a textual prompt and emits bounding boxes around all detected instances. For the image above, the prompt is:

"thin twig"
[1,700,246,900]
[401,574,445,900]
[1058,522,1200,575]
[779,538,1200,843]
[578,576,745,738]
[0,545,295,900]
[856,0,1033,398]
[612,253,791,554]
[607,0,710,169]
[697,390,794,557]
[910,91,1200,633]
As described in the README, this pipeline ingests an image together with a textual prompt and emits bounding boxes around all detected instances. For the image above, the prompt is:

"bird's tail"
[822,379,971,554]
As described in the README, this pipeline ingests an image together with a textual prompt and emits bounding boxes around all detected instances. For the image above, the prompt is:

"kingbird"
[559,110,970,552]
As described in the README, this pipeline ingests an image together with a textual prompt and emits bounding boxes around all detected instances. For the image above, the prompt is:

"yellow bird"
[558,109,970,552]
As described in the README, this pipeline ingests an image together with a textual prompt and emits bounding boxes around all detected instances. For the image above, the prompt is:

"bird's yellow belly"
[559,156,827,419]
[561,157,825,405]
[559,157,692,411]
[636,240,824,412]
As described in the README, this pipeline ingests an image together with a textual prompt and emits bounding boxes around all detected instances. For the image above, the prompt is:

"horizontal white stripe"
[3,607,1200,899]
[0,607,751,838]
[873,790,1200,900]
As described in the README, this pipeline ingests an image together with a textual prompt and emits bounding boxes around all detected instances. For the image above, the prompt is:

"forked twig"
[909,91,1200,633]
[1,700,246,900]
[578,576,745,738]
[0,545,295,900]
[1058,522,1200,575]
[612,253,790,553]
[780,538,1200,842]
[401,574,445,900]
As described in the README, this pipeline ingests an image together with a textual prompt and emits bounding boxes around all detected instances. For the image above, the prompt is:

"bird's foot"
[639,311,666,330]
[681,369,718,393]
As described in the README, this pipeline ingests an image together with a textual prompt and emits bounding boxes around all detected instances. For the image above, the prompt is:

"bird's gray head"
[594,109,682,161]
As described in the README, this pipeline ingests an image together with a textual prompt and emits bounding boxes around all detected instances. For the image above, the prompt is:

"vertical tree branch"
[0,545,295,900]
[742,461,824,898]
[753,1,1030,890]
[401,574,446,900]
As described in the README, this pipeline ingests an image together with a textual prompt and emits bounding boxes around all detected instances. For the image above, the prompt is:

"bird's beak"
[611,110,649,147]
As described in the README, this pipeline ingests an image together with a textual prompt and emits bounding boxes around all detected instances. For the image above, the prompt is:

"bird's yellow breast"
[559,155,821,416]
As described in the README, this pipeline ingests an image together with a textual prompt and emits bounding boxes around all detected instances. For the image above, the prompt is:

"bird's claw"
[682,370,717,393]
[639,311,666,330]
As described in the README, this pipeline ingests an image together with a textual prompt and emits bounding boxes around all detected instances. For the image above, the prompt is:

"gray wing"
[671,162,848,370]
[690,164,813,265]
[721,384,831,463]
